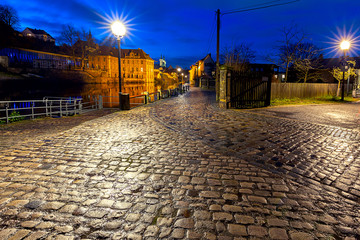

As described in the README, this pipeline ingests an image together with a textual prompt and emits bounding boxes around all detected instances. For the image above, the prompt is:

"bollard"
[144,92,149,104]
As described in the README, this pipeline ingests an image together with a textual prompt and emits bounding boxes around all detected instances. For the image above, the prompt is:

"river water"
[0,78,120,101]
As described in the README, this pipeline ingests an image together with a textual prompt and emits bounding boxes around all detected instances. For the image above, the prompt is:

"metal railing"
[0,86,191,124]
[0,98,82,124]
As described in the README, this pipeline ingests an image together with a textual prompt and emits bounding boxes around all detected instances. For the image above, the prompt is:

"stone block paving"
[0,88,358,239]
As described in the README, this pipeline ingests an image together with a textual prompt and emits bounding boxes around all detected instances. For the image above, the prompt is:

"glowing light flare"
[325,26,360,57]
[177,67,181,72]
[111,21,126,37]
[340,40,350,50]
[94,8,136,46]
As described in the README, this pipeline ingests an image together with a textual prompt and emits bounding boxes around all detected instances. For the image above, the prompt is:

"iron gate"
[229,71,271,108]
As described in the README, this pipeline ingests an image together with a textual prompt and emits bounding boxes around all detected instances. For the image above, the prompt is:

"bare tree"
[74,29,97,68]
[221,42,255,72]
[59,25,80,67]
[275,23,306,82]
[293,43,323,82]
[0,4,19,29]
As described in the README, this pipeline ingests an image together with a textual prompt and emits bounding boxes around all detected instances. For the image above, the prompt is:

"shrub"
[9,111,25,123]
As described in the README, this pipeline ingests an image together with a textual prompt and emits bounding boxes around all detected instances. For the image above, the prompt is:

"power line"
[205,12,217,56]
[223,0,300,15]
[224,0,284,13]
[214,0,300,100]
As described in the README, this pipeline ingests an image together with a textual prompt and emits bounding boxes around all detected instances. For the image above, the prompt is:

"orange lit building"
[88,48,155,96]
[189,53,215,87]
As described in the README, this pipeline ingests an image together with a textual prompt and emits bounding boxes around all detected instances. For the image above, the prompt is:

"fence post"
[65,101,68,116]
[31,102,34,119]
[79,99,83,114]
[99,95,103,109]
[49,101,52,117]
[74,99,77,114]
[5,104,9,124]
[59,100,62,117]
[266,74,272,106]
[158,91,161,101]
[45,99,48,117]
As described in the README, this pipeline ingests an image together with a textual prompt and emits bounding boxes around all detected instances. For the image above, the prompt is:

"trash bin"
[119,93,130,110]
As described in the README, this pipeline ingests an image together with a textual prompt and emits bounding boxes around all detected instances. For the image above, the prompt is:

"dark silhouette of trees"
[221,42,256,72]
[276,23,306,82]
[293,43,323,83]
[59,25,98,68]
[0,4,19,29]
[0,4,19,48]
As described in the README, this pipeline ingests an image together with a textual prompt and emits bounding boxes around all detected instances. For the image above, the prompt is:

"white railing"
[0,98,83,124]
[0,86,191,124]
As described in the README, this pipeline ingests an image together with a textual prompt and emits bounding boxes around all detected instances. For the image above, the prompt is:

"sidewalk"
[0,88,358,239]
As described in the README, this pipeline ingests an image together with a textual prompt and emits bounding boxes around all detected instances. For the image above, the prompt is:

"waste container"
[119,93,130,110]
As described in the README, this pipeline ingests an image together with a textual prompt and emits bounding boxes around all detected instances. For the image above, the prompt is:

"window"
[141,60,143,64]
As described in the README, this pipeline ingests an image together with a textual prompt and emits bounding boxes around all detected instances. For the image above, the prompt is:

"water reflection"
[0,78,120,101]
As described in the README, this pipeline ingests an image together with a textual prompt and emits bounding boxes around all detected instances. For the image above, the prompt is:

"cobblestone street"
[0,88,359,239]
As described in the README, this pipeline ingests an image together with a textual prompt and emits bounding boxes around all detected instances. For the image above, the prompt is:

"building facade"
[22,28,55,43]
[189,53,215,87]
[88,48,155,95]
[0,46,155,96]
[0,47,79,69]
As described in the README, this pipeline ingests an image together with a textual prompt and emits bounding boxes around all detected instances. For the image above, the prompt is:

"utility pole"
[214,1,298,102]
[216,9,220,101]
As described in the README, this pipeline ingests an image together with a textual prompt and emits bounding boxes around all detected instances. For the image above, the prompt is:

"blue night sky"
[3,0,360,69]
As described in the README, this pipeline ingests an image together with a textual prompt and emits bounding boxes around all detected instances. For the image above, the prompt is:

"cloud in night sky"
[3,0,360,68]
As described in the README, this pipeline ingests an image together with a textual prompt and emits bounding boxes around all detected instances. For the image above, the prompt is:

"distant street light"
[177,67,183,91]
[340,40,350,101]
[111,21,126,108]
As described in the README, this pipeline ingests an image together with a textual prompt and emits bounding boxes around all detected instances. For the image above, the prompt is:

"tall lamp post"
[177,67,183,91]
[111,21,126,108]
[340,40,350,101]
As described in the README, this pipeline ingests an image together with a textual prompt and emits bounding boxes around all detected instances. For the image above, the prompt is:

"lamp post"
[177,67,183,91]
[111,21,126,108]
[340,40,350,101]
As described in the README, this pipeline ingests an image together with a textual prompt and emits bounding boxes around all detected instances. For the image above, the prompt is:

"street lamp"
[111,21,126,108]
[340,40,350,101]
[177,67,183,91]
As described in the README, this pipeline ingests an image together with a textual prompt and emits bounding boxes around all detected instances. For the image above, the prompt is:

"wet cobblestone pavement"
[0,88,360,239]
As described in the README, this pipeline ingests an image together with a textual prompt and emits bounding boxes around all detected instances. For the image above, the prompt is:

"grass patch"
[271,96,358,106]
